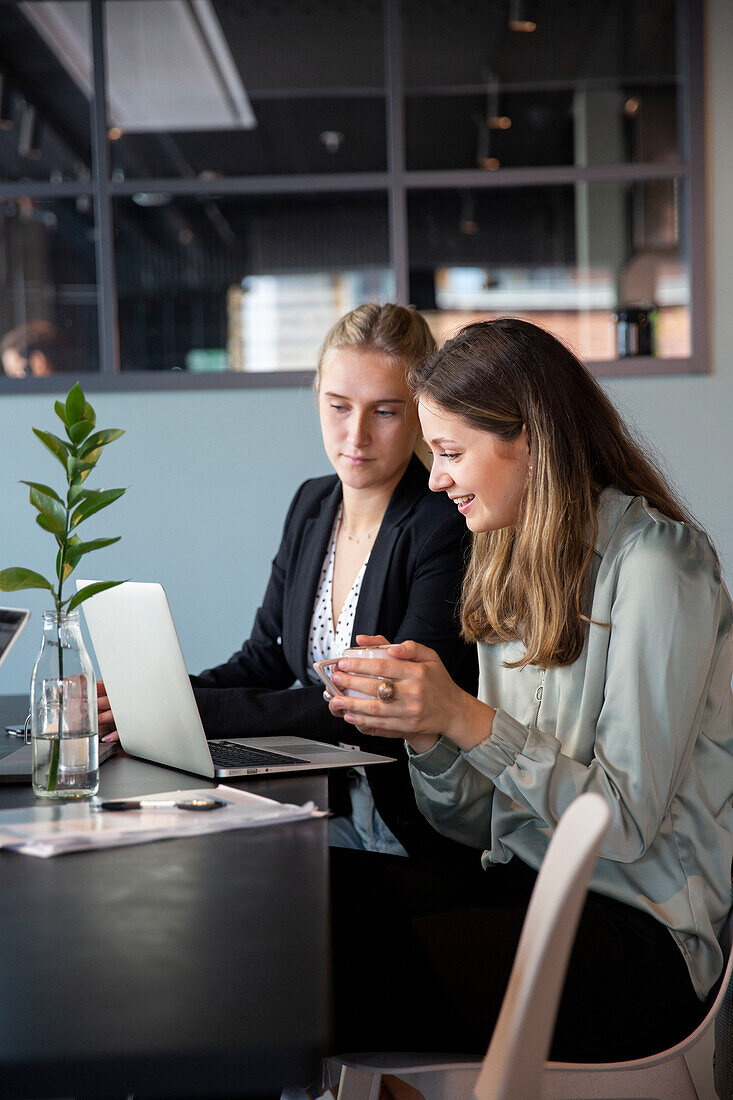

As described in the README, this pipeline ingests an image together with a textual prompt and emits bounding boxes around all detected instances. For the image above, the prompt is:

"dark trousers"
[329,848,710,1063]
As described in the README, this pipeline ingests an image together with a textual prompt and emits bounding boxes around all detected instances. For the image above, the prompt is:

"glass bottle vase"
[30,610,99,800]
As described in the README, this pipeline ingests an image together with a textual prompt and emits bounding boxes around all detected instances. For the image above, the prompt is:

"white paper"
[0,784,324,857]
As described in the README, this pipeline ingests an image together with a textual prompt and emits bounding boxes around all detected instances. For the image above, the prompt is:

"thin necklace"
[342,522,380,544]
[340,508,382,545]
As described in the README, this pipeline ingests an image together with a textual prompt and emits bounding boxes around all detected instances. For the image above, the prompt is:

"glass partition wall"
[0,0,706,390]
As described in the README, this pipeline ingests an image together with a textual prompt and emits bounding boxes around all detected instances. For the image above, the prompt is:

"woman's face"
[318,348,419,492]
[419,398,531,532]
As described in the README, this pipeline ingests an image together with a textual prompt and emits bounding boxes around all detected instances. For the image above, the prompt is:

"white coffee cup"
[313,643,391,698]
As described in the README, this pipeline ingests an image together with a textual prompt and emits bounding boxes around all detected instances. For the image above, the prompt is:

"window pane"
[403,0,681,171]
[403,0,679,86]
[113,193,393,372]
[408,181,689,362]
[0,1,92,182]
[0,197,99,378]
[105,1,386,179]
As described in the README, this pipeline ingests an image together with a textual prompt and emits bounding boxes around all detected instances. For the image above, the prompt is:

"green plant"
[0,382,126,791]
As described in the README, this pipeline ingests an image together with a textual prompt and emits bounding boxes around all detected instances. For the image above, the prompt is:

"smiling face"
[419,398,531,532]
[318,347,420,493]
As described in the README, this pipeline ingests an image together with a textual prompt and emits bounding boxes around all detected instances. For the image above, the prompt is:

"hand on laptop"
[97,680,119,742]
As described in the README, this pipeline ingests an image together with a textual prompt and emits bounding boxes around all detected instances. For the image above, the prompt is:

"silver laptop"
[0,605,119,784]
[76,580,395,779]
[0,606,29,670]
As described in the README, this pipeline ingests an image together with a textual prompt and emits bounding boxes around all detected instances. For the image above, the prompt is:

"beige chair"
[328,791,611,1100]
[715,946,733,1099]
[540,901,733,1098]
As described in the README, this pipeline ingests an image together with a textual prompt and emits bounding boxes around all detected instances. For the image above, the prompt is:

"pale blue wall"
[1,0,731,696]
[0,386,331,693]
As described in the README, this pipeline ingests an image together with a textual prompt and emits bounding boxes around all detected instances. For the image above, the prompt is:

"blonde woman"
[327,317,733,1062]
[98,303,477,861]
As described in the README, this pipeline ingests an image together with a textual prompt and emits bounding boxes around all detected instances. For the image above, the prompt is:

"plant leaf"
[82,402,96,432]
[66,579,123,613]
[66,536,120,569]
[57,542,71,582]
[68,418,95,446]
[20,480,63,505]
[0,567,55,593]
[67,483,89,507]
[65,383,87,426]
[78,428,125,458]
[27,485,66,533]
[70,487,126,528]
[58,551,75,583]
[66,455,96,481]
[33,428,70,468]
[36,512,64,536]
[58,535,81,578]
[54,401,68,426]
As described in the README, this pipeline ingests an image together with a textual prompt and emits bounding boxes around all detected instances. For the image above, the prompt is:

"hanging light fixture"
[319,130,344,153]
[484,69,512,131]
[508,0,537,33]
[474,113,501,171]
[459,192,479,235]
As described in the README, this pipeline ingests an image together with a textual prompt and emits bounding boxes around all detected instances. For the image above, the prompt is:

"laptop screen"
[0,608,29,667]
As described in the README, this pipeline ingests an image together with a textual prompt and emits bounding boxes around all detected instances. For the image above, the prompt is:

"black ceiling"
[0,0,678,183]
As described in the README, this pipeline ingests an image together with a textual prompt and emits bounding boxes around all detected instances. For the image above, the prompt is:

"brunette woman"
[327,317,733,1063]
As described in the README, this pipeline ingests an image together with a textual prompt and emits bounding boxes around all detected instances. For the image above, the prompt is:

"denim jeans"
[327,768,407,856]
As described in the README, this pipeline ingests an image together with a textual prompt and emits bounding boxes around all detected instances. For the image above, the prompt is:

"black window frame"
[0,0,708,394]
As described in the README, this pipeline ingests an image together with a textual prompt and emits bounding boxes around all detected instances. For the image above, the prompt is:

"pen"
[94,797,227,812]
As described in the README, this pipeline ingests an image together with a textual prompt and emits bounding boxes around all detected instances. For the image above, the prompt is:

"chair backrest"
[713,904,733,1098]
[473,792,611,1100]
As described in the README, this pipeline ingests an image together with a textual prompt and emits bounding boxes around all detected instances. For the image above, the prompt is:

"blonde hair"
[410,318,694,669]
[316,302,436,386]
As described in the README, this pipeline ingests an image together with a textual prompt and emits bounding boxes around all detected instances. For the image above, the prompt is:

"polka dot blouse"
[306,506,408,856]
[308,506,371,668]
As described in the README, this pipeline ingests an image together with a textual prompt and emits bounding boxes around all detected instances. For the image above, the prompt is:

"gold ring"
[377,678,396,703]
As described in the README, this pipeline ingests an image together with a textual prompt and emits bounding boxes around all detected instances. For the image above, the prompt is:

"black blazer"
[192,456,478,860]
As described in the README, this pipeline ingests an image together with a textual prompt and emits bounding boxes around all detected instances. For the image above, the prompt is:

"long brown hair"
[411,318,694,668]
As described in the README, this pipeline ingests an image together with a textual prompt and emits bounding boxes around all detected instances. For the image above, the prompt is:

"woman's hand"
[97,680,120,742]
[327,635,494,754]
[321,635,394,739]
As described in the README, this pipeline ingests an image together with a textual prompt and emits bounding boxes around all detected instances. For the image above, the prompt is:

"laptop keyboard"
[209,741,309,768]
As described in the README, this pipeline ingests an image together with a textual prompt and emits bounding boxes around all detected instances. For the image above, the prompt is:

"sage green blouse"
[409,488,733,998]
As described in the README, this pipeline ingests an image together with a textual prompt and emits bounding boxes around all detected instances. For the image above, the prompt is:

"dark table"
[0,695,332,1099]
